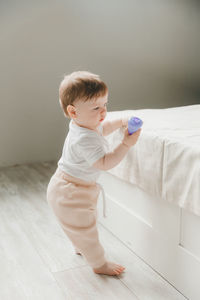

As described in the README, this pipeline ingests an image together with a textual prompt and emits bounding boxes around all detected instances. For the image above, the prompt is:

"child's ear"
[67,104,77,119]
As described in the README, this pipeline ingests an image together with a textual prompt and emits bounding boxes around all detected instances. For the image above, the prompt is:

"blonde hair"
[59,71,108,117]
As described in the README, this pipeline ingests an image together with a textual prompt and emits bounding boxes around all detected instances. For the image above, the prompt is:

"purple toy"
[128,116,143,135]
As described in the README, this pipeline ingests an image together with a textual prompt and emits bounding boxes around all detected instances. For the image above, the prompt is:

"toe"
[117,264,124,269]
[117,265,125,271]
[116,267,125,274]
[115,267,123,273]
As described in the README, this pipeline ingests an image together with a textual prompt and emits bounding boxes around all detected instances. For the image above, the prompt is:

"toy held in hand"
[128,116,143,135]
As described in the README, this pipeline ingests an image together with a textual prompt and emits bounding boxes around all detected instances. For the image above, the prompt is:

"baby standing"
[46,71,141,276]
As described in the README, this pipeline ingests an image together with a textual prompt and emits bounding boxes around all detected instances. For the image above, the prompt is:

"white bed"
[97,104,200,300]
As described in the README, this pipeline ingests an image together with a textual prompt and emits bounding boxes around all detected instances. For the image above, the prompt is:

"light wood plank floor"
[0,161,188,300]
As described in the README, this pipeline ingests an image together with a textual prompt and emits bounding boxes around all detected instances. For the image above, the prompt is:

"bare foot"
[93,261,125,276]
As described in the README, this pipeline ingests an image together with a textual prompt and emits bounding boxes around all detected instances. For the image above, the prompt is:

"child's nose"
[101,107,106,116]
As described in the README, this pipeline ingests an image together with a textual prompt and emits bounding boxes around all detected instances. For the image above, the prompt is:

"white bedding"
[104,104,200,217]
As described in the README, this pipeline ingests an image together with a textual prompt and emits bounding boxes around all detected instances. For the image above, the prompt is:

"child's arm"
[93,128,141,171]
[102,117,129,136]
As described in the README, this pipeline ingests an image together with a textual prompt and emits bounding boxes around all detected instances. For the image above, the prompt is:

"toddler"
[46,71,142,276]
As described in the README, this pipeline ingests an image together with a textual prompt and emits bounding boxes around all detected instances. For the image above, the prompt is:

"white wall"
[0,0,200,167]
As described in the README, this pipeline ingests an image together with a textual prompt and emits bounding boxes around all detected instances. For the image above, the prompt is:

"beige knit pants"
[46,167,106,268]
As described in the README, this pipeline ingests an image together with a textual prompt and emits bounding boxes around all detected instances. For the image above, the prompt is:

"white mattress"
[104,104,200,217]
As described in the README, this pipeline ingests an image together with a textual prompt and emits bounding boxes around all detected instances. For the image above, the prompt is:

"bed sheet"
[103,104,200,216]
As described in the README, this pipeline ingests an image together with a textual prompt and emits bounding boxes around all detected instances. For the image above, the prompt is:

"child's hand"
[121,116,129,128]
[122,128,142,148]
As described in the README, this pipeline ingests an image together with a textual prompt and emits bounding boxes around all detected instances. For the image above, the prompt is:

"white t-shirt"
[57,120,109,182]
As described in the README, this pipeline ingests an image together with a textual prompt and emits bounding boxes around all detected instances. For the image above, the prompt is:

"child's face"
[69,93,108,131]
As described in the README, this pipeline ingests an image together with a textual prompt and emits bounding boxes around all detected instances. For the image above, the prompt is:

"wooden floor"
[0,161,188,300]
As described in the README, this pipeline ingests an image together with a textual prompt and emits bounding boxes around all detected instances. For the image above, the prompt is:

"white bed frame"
[98,171,200,300]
